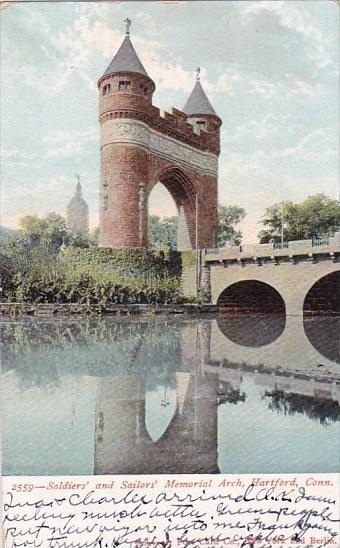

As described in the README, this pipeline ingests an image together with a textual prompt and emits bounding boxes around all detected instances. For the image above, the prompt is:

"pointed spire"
[75,173,82,194]
[183,71,217,117]
[100,19,150,80]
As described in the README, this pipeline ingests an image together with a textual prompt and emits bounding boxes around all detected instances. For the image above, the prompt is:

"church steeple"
[66,175,89,237]
[75,173,82,195]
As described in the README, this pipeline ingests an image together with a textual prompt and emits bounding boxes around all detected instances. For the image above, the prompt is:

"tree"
[258,194,340,243]
[19,215,47,245]
[18,213,93,249]
[43,213,67,249]
[90,226,100,246]
[19,213,67,250]
[148,215,177,250]
[217,205,246,247]
[0,226,18,242]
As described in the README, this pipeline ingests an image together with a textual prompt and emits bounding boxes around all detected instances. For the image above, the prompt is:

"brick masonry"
[98,72,221,249]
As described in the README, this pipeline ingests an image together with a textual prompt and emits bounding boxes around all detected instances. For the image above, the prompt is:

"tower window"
[119,81,131,90]
[103,84,111,96]
[196,121,206,130]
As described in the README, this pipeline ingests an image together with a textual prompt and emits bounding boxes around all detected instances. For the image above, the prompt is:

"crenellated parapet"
[99,94,220,155]
[97,24,221,249]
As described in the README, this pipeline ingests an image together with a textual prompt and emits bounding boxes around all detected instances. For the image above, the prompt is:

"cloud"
[273,128,337,160]
[241,0,334,71]
[0,146,37,163]
[2,172,99,229]
[42,128,99,158]
[225,114,286,144]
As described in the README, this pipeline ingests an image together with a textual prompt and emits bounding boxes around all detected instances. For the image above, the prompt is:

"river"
[1,314,339,475]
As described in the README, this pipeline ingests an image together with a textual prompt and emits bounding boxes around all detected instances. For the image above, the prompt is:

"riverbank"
[0,302,218,317]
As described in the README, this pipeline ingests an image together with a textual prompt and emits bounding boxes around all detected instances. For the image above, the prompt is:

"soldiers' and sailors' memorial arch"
[97,22,340,315]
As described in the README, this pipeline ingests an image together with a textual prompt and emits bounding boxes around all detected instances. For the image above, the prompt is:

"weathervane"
[124,18,131,36]
[195,67,201,81]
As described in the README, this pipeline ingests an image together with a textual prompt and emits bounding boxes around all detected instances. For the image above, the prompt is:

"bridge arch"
[216,280,286,315]
[303,271,340,316]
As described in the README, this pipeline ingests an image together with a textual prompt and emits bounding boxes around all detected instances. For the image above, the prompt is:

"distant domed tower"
[66,175,89,236]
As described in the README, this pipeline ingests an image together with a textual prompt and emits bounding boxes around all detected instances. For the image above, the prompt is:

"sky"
[1,0,339,243]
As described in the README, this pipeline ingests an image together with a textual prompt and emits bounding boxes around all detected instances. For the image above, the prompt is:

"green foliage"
[61,247,176,280]
[148,215,177,250]
[0,226,18,242]
[90,226,100,246]
[180,250,197,268]
[259,194,340,243]
[218,204,246,247]
[18,212,93,249]
[0,245,183,305]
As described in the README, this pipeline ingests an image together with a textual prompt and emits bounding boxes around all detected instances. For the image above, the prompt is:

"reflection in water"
[217,314,286,347]
[304,317,340,364]
[217,381,247,406]
[1,316,339,475]
[263,390,340,426]
[95,373,219,475]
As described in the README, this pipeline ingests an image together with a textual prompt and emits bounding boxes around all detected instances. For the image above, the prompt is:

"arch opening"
[303,271,340,364]
[148,168,197,251]
[216,281,286,347]
[217,280,286,315]
[303,271,340,317]
[148,183,178,250]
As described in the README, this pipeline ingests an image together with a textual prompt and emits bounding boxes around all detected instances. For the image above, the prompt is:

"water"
[1,315,339,475]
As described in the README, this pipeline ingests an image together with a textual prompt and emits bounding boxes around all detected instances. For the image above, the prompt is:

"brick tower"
[98,21,222,249]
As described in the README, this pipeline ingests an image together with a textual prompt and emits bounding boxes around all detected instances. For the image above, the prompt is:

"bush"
[0,245,185,305]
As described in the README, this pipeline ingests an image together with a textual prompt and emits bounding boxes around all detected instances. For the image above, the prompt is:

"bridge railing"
[204,231,340,258]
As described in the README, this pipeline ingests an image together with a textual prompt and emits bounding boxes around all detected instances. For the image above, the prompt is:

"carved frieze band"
[101,120,218,176]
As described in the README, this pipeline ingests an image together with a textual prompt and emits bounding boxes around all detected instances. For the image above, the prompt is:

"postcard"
[1,1,339,547]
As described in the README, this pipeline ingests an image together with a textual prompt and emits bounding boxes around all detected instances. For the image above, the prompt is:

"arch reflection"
[217,315,286,347]
[303,316,340,365]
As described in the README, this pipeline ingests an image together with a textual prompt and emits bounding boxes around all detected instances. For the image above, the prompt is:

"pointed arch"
[150,166,197,210]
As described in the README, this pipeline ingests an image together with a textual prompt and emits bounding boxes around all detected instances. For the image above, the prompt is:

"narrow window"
[103,84,110,96]
[196,121,206,130]
[119,81,131,90]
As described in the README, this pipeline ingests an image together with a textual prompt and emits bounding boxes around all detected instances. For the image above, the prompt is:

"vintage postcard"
[1,1,339,547]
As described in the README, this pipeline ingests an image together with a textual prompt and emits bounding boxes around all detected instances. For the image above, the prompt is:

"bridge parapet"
[204,232,340,263]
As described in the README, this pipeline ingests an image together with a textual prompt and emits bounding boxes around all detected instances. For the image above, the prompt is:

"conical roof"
[183,80,217,116]
[101,35,149,80]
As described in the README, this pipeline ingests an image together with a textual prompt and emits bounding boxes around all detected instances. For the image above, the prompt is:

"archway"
[216,281,286,347]
[303,271,340,316]
[217,280,286,315]
[303,271,340,364]
[148,167,197,251]
[148,183,178,250]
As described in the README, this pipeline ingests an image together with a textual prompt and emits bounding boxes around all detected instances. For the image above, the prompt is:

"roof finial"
[195,67,201,81]
[124,18,131,36]
[75,173,81,193]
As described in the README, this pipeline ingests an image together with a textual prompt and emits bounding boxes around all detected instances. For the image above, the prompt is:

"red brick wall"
[98,74,220,249]
[100,144,149,248]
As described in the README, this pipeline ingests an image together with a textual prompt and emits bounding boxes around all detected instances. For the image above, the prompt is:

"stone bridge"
[198,233,340,316]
